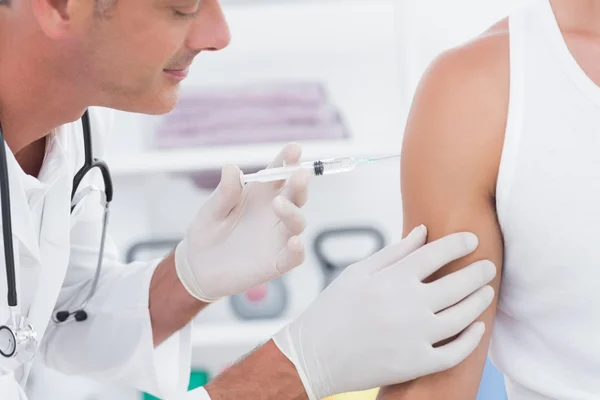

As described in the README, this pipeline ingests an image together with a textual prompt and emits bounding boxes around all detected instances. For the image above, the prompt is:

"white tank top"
[490,1,600,399]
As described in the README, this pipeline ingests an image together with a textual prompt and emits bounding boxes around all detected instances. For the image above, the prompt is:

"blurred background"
[25,0,526,399]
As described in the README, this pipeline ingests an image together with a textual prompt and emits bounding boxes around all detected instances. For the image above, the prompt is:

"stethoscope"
[0,110,113,362]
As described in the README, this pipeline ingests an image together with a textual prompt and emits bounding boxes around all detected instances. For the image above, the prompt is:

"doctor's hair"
[0,0,115,9]
[96,0,117,7]
[95,0,118,15]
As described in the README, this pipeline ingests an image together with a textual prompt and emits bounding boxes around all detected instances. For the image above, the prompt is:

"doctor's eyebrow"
[167,0,202,7]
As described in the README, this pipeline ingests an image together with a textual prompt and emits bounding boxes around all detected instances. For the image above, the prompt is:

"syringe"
[240,154,400,184]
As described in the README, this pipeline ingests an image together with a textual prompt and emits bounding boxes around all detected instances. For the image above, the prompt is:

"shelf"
[107,139,395,176]
[192,320,291,348]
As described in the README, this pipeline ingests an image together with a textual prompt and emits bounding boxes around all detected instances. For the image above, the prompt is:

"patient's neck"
[551,0,600,36]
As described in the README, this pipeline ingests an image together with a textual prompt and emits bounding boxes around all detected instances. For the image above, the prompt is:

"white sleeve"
[39,107,193,399]
[181,387,212,400]
[40,204,192,398]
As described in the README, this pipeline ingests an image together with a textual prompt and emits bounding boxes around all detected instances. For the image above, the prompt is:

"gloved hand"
[273,225,496,400]
[175,143,310,302]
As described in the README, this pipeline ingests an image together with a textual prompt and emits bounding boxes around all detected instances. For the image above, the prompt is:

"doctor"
[0,0,498,399]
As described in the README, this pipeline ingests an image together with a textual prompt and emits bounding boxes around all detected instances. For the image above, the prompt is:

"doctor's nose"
[186,0,232,52]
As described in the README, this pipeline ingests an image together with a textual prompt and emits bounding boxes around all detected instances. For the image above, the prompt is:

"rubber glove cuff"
[174,238,221,303]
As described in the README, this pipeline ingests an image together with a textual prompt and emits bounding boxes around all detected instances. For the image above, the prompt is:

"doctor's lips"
[164,65,190,80]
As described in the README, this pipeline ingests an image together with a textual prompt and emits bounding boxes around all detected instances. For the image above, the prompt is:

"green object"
[143,370,210,400]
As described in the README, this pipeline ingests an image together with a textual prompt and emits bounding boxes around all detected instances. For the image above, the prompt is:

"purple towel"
[155,123,349,148]
[154,81,350,149]
[163,104,341,133]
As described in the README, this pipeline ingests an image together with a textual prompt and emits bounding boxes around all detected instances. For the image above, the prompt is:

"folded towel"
[155,122,349,148]
[162,103,342,133]
[154,81,350,149]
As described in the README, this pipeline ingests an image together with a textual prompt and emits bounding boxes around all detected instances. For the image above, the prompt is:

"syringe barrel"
[308,157,357,176]
[241,157,358,184]
[242,164,306,183]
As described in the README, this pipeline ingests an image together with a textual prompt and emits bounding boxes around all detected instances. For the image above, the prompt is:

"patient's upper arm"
[378,31,509,399]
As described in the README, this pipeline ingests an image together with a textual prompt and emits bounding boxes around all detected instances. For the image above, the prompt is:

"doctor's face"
[82,0,231,114]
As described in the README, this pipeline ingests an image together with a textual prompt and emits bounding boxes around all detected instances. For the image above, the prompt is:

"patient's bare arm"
[378,24,509,399]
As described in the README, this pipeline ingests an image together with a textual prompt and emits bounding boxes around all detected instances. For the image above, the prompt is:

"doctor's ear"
[31,0,94,39]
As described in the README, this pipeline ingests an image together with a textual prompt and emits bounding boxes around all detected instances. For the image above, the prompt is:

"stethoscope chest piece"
[0,315,38,362]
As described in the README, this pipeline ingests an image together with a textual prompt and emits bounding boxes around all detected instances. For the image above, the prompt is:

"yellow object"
[325,388,379,400]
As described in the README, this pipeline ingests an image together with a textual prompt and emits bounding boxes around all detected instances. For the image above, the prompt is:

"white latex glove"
[175,143,310,302]
[273,225,497,400]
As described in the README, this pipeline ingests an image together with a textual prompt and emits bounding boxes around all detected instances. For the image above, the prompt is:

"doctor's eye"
[173,9,200,19]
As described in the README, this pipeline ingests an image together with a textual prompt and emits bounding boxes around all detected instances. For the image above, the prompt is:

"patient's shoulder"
[413,19,509,115]
[402,19,510,196]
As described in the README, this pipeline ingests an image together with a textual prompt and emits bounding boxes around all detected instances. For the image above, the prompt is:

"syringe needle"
[361,154,401,163]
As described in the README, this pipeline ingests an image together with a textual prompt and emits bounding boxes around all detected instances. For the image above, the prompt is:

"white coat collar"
[3,144,43,264]
[2,129,71,260]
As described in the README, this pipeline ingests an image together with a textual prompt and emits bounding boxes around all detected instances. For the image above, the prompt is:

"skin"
[378,0,600,398]
[0,1,306,398]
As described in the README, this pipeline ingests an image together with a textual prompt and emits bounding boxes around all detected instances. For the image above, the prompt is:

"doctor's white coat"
[0,107,193,399]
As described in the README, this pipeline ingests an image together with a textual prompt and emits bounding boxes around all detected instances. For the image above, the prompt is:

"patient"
[379,0,600,399]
